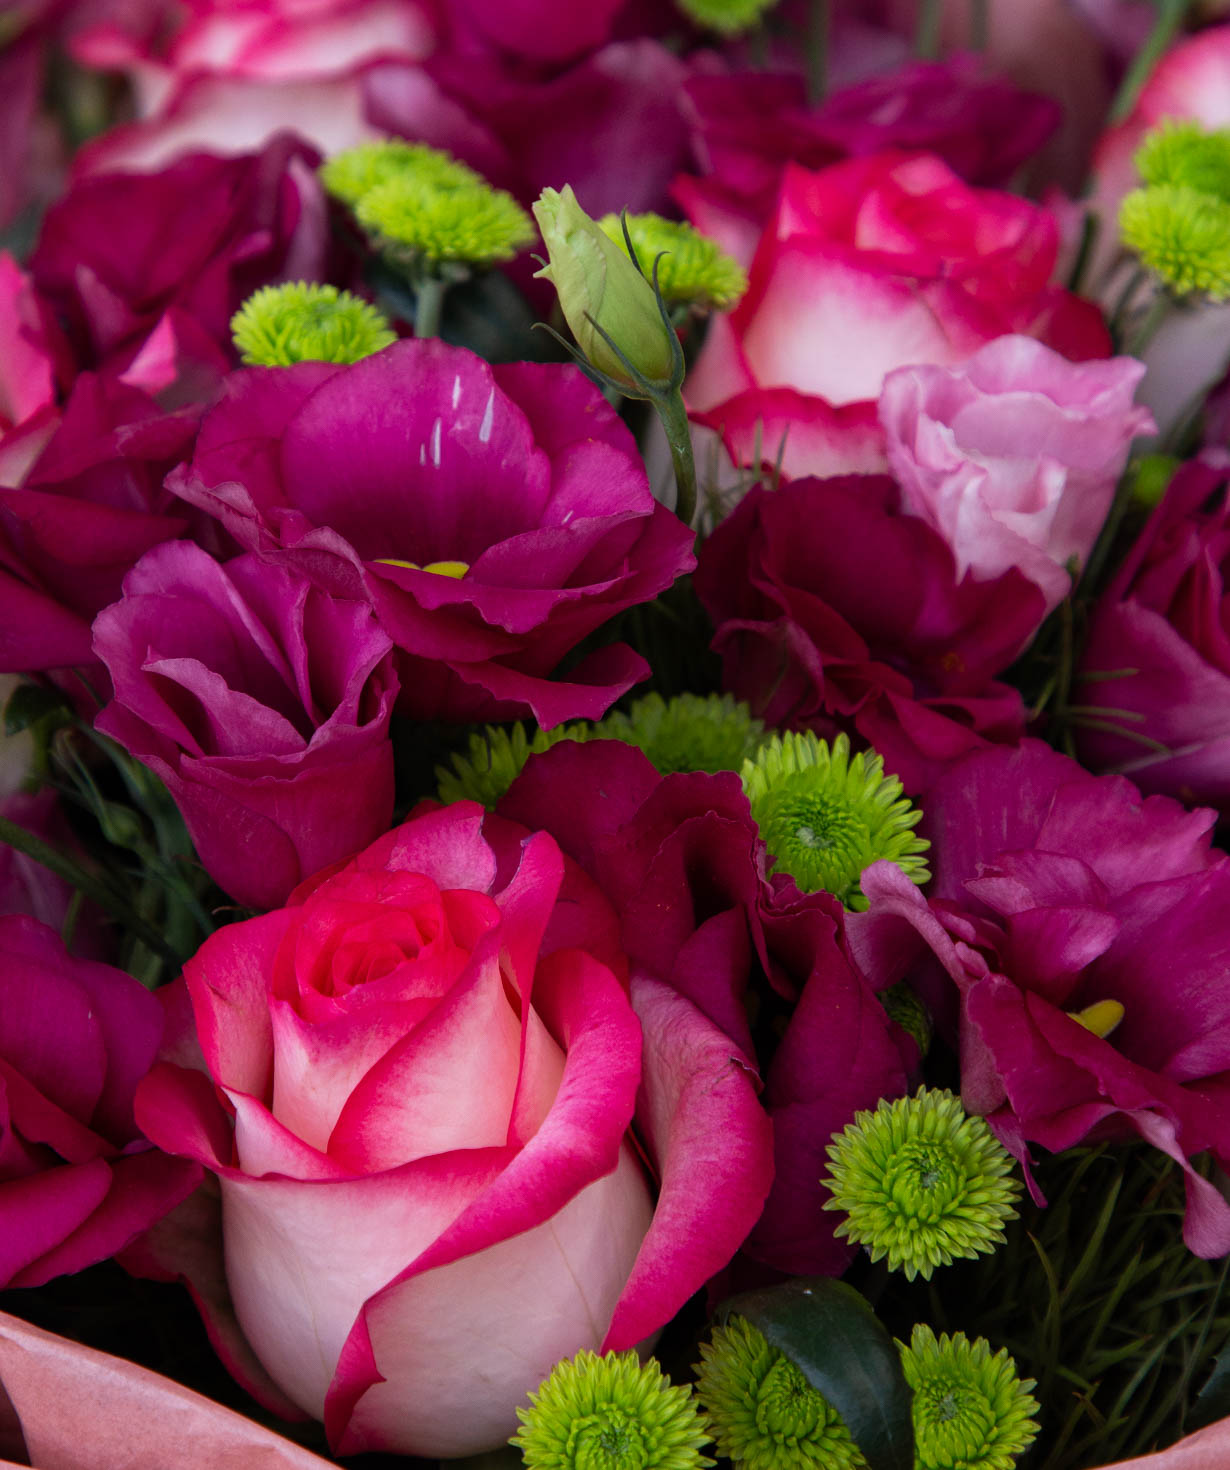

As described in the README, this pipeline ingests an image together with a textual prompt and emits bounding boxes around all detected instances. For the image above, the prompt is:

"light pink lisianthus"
[1089,1417,1230,1469]
[880,335,1155,612]
[134,801,773,1458]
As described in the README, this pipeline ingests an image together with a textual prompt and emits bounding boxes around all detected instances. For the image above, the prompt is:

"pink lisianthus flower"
[1076,456,1230,812]
[134,800,774,1457]
[880,335,1155,613]
[499,738,916,1279]
[693,474,1047,793]
[854,740,1230,1257]
[0,914,201,1289]
[685,151,1111,482]
[168,339,696,727]
[93,541,398,912]
[0,255,57,443]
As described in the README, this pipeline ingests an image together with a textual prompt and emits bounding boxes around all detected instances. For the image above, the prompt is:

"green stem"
[414,275,447,339]
[915,0,942,59]
[806,0,830,104]
[654,388,698,530]
[0,812,178,963]
[1125,289,1173,358]
[969,0,988,50]
[1108,0,1194,125]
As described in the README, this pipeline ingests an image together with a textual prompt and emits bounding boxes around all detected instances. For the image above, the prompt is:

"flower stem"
[915,0,942,58]
[969,0,989,50]
[1109,0,1194,124]
[1125,289,1172,358]
[654,387,698,529]
[806,0,830,103]
[414,275,447,339]
[0,812,179,963]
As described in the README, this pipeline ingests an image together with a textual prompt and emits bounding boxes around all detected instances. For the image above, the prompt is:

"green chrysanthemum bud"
[1128,452,1180,511]
[511,1349,713,1470]
[823,1088,1020,1282]
[740,731,929,909]
[1119,184,1230,300]
[435,722,592,807]
[879,981,933,1058]
[1135,119,1230,202]
[599,693,765,775]
[674,0,781,36]
[533,186,678,392]
[597,214,748,312]
[900,1325,1039,1470]
[230,283,396,366]
[695,1316,867,1470]
[357,169,535,272]
[319,138,482,209]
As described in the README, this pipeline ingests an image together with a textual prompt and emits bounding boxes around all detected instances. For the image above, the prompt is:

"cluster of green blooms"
[230,282,396,367]
[434,693,766,806]
[514,1320,1038,1470]
[320,137,535,274]
[674,0,781,36]
[1120,120,1230,299]
[597,214,748,314]
[741,731,930,910]
[823,1088,1021,1281]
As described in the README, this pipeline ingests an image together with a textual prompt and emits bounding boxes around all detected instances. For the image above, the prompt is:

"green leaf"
[3,682,70,736]
[1189,1339,1230,1431]
[716,1277,914,1470]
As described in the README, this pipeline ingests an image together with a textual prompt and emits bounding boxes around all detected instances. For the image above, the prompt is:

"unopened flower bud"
[532,186,677,392]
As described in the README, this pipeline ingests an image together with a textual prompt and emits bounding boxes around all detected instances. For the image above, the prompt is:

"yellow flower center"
[375,559,469,578]
[1066,999,1125,1040]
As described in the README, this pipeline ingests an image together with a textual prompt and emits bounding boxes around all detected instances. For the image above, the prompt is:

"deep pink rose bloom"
[168,340,695,727]
[134,800,773,1456]
[686,152,1111,482]
[1076,457,1230,812]
[676,57,1060,266]
[694,475,1046,792]
[0,374,196,676]
[856,741,1230,1256]
[880,336,1155,614]
[0,913,201,1288]
[29,135,329,384]
[500,739,915,1277]
[93,541,397,911]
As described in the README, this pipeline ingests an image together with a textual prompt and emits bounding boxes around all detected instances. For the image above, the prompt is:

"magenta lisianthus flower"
[880,336,1155,614]
[0,374,198,676]
[134,799,773,1456]
[693,475,1047,792]
[0,914,201,1289]
[29,134,331,383]
[1076,457,1230,811]
[93,541,398,911]
[500,738,915,1277]
[684,151,1111,481]
[855,740,1230,1256]
[168,339,695,727]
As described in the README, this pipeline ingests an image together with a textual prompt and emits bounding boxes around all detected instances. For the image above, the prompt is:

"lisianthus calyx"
[231,283,396,366]
[823,1089,1020,1281]
[741,731,929,909]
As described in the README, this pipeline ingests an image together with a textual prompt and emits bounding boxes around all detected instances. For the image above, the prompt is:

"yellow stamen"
[1066,999,1125,1040]
[375,559,469,578]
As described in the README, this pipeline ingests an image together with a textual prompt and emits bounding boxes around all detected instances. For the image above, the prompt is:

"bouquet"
[3,2,1230,1467]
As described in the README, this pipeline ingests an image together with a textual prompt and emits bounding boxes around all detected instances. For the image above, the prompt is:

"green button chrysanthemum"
[694,1316,867,1470]
[599,692,765,774]
[900,1325,1039,1470]
[674,0,781,36]
[357,171,535,271]
[1135,119,1230,202]
[1120,184,1230,300]
[597,214,748,312]
[230,282,396,366]
[511,1349,713,1470]
[740,731,929,909]
[435,722,592,808]
[319,138,482,209]
[823,1088,1020,1281]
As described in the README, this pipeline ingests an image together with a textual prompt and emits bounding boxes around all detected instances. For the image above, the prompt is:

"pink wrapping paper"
[0,1311,335,1469]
